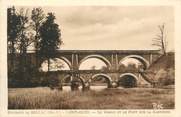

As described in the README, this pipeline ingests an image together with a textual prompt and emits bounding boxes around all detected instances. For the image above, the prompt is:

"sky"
[41,6,174,51]
[17,6,175,70]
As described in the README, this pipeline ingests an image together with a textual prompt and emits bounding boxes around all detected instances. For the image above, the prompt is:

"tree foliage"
[8,7,21,53]
[39,13,62,71]
[31,7,45,52]
[7,7,22,72]
[17,8,31,54]
[31,8,45,70]
[155,68,174,86]
[7,7,63,87]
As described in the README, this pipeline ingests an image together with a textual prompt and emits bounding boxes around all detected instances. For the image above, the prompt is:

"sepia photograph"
[7,5,175,110]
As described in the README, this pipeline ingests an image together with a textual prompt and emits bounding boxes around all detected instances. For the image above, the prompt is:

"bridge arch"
[58,56,72,70]
[118,73,138,88]
[39,57,72,71]
[61,75,85,90]
[119,73,138,81]
[61,75,72,84]
[90,73,112,88]
[79,54,111,69]
[119,55,150,69]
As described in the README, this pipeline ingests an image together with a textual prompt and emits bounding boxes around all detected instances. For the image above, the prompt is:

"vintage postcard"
[0,0,181,117]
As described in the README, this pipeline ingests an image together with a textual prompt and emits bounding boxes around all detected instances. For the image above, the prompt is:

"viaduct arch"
[79,54,112,70]
[118,73,138,88]
[119,55,150,69]
[9,50,161,90]
[91,73,112,88]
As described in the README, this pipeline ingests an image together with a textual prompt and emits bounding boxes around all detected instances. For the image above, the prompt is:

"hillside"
[142,52,175,86]
[148,52,175,71]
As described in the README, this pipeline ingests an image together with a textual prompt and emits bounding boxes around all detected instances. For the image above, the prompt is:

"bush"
[155,68,174,86]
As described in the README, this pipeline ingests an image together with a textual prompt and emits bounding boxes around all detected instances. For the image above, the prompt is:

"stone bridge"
[9,50,161,90]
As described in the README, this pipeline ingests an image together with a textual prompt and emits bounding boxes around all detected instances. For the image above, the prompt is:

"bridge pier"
[56,85,63,91]
[82,82,90,91]
[110,54,119,71]
[70,73,80,91]
[107,81,113,88]
[71,81,80,91]
[111,81,118,88]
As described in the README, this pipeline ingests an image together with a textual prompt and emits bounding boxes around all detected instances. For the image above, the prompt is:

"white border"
[1,0,181,117]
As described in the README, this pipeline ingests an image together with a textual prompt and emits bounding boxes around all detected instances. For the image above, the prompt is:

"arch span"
[39,57,72,72]
[79,55,111,69]
[90,73,112,86]
[118,73,138,88]
[61,75,72,83]
[119,55,150,69]
[58,56,72,70]
[61,75,85,91]
[119,73,138,81]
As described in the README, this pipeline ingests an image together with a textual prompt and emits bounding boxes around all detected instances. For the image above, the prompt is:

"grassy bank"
[8,87,174,109]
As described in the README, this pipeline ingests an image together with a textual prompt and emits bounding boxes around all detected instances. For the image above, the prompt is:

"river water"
[62,86,108,92]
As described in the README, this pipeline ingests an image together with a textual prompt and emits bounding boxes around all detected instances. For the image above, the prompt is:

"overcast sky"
[17,6,174,51]
[41,6,174,51]
[27,6,174,70]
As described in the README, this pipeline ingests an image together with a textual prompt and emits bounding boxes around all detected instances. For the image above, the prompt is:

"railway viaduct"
[9,50,161,90]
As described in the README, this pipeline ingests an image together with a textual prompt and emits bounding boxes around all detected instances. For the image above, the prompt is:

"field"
[8,87,174,109]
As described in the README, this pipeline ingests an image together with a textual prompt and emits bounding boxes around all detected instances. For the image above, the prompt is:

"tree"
[18,8,29,53]
[7,7,21,71]
[152,24,167,55]
[39,13,62,71]
[8,7,37,87]
[8,7,34,71]
[16,8,34,73]
[52,58,65,70]
[31,8,45,68]
[15,8,38,87]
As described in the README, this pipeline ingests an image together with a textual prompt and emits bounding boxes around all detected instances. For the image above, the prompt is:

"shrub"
[155,68,174,86]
